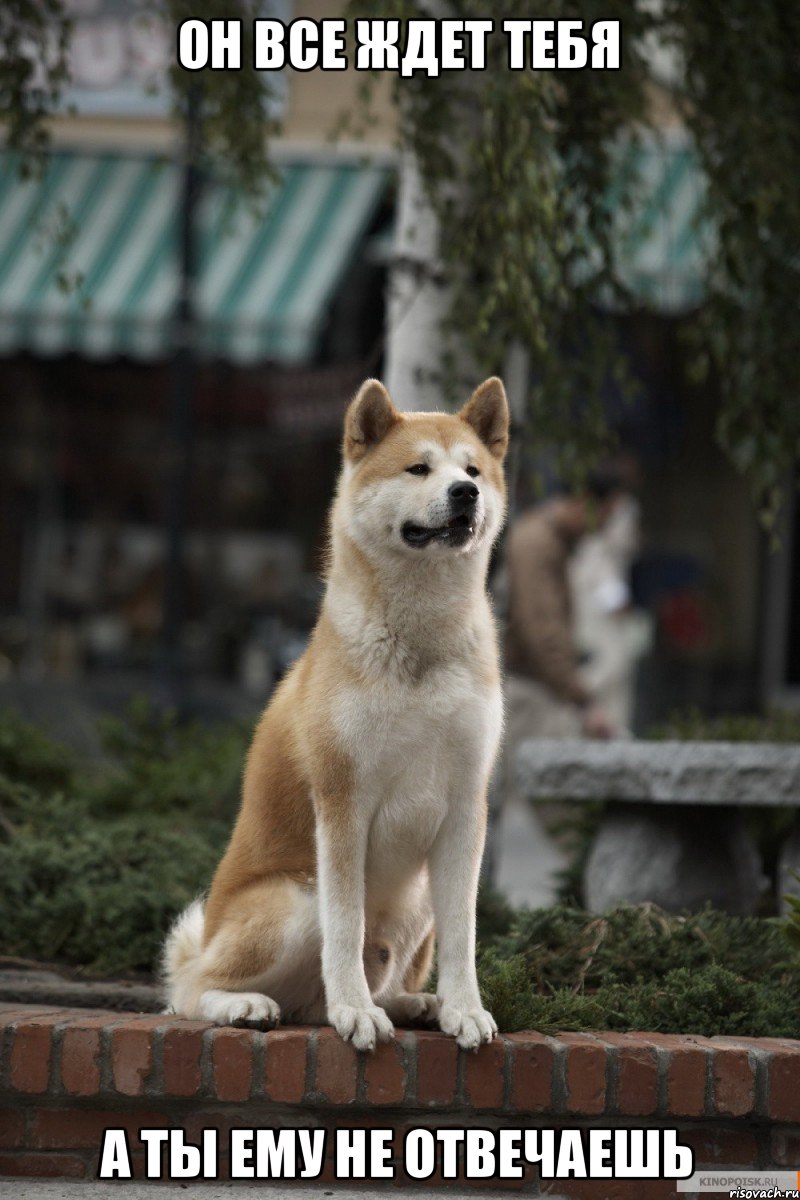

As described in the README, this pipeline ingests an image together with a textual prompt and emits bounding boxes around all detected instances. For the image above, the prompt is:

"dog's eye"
[466,465,480,478]
[406,463,430,476]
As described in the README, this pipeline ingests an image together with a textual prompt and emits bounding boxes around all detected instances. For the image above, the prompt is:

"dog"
[163,376,509,1051]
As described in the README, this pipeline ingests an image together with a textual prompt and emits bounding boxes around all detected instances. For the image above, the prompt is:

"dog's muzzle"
[401,482,480,548]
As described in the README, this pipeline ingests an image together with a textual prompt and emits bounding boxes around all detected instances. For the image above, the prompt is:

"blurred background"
[0,0,797,739]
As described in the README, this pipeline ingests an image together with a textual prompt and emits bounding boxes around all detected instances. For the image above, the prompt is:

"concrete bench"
[516,739,800,914]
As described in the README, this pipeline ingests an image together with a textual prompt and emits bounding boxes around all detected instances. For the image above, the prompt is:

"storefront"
[0,147,392,685]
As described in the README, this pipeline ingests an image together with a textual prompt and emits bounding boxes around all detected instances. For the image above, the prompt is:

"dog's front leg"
[428,796,497,1050]
[316,810,394,1052]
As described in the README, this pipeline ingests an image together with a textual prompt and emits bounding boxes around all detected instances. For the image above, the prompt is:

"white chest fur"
[332,659,502,893]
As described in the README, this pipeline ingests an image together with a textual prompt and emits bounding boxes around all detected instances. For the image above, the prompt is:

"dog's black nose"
[448,480,479,508]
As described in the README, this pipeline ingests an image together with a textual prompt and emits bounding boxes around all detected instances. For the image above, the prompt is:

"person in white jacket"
[570,491,652,734]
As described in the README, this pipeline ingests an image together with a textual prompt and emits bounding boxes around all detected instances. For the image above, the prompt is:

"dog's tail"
[161,898,206,1014]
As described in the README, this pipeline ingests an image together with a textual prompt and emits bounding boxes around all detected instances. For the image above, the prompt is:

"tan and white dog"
[163,376,509,1051]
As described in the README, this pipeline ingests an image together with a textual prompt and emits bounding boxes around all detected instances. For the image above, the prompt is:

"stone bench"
[516,740,800,914]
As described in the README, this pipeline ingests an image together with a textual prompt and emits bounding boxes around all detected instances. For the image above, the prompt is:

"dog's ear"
[459,377,509,460]
[344,379,401,462]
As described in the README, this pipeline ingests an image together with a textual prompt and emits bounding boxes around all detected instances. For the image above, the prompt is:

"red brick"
[111,1022,158,1096]
[128,1152,148,1181]
[415,1032,458,1107]
[743,1036,800,1052]
[508,1033,555,1114]
[31,1109,107,1150]
[56,1008,122,1025]
[108,1013,172,1034]
[214,1154,233,1183]
[211,1027,254,1102]
[336,1115,404,1140]
[60,1012,122,1026]
[601,1034,658,1116]
[2,1005,108,1025]
[0,1106,26,1148]
[162,1022,208,1097]
[768,1048,800,1122]
[771,1127,800,1166]
[263,1028,309,1103]
[364,1035,408,1105]
[464,1036,506,1110]
[683,1128,759,1167]
[315,1156,337,1183]
[29,1108,164,1150]
[9,1016,63,1093]
[315,1029,358,1104]
[0,1006,63,1025]
[661,1037,708,1118]
[183,1113,239,1153]
[61,1026,103,1097]
[548,1180,676,1200]
[712,1047,755,1117]
[562,1033,606,1115]
[0,1152,86,1178]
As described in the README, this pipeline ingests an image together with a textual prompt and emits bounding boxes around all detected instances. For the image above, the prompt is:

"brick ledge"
[2,1003,800,1192]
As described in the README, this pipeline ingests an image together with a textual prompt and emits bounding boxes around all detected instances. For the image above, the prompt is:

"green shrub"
[479,958,799,1040]
[493,903,794,989]
[475,897,800,1037]
[0,708,74,791]
[649,707,800,743]
[90,697,248,819]
[0,701,244,974]
[0,812,226,974]
[785,874,800,954]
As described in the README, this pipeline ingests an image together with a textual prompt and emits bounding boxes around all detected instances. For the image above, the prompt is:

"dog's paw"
[199,989,281,1029]
[329,1003,394,1052]
[438,1002,497,1050]
[384,992,440,1025]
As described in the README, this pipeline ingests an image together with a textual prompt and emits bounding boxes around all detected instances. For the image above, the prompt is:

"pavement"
[0,965,161,1012]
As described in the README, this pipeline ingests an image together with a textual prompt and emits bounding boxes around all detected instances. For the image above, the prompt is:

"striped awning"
[0,151,389,364]
[611,135,711,313]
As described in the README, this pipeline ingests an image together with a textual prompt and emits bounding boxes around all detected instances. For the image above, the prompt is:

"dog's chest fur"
[331,619,503,892]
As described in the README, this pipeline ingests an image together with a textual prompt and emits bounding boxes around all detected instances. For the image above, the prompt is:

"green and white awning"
[611,134,711,313]
[0,151,389,363]
[0,137,708,362]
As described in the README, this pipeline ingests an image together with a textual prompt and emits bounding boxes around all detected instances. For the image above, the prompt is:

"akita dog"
[163,376,509,1051]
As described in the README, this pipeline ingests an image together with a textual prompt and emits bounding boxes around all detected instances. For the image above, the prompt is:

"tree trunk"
[383,151,451,412]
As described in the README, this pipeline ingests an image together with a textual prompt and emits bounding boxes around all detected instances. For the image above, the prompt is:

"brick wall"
[1,1004,799,1196]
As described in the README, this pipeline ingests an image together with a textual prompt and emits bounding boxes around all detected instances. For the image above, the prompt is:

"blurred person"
[503,468,627,744]
[570,489,653,732]
[489,469,628,909]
